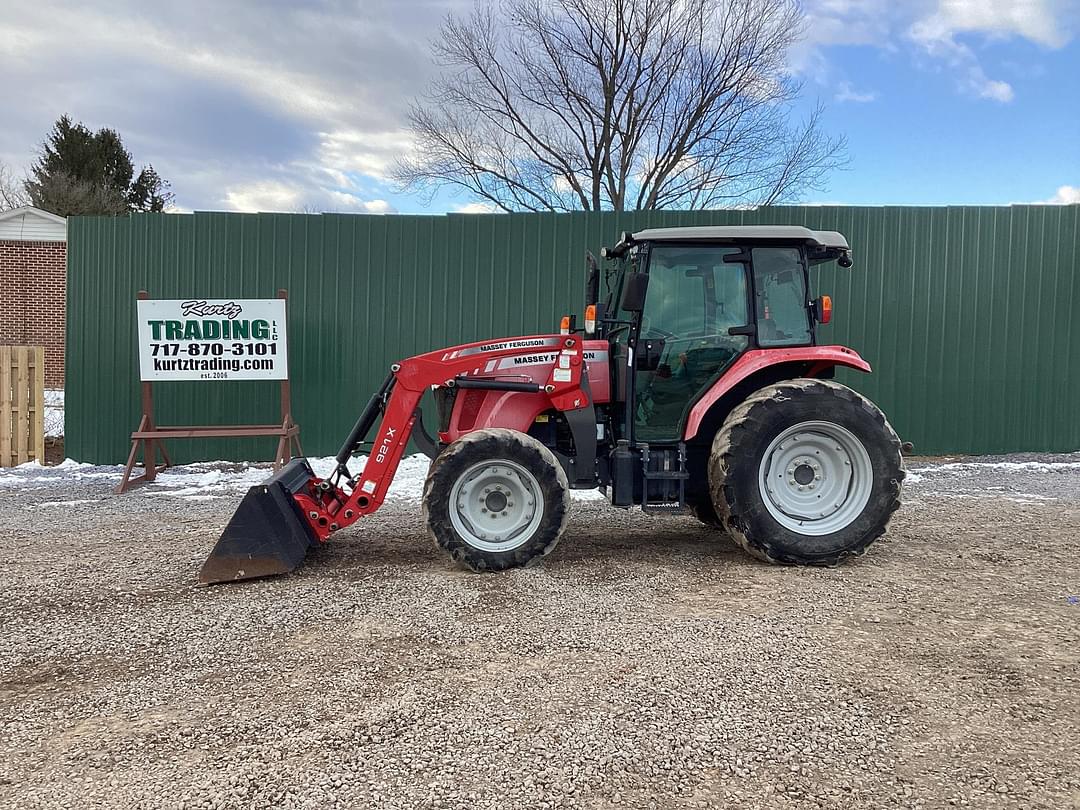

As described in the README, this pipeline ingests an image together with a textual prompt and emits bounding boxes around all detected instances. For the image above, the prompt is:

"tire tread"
[708,379,904,566]
[423,428,569,571]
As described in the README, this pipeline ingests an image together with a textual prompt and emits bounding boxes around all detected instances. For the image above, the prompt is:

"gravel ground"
[1,453,1079,809]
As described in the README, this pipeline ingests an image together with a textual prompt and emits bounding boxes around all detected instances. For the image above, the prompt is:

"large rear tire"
[708,379,903,565]
[423,428,569,572]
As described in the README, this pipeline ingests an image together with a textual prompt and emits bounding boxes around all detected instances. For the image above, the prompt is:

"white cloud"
[909,17,1015,102]
[797,0,1073,104]
[911,31,1016,102]
[912,0,1071,49]
[798,0,896,51]
[316,129,414,183]
[0,1,466,211]
[907,0,1074,102]
[452,202,499,214]
[224,180,302,213]
[224,181,397,214]
[358,199,395,214]
[1037,185,1080,204]
[977,77,1015,102]
[834,82,878,103]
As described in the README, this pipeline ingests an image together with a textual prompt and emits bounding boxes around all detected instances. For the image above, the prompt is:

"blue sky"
[1,0,1077,213]
[803,3,1080,206]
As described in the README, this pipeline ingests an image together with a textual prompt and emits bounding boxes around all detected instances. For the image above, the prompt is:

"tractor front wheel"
[708,379,904,565]
[423,428,569,572]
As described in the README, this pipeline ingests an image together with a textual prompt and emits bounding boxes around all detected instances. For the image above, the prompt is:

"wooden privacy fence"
[1,346,45,466]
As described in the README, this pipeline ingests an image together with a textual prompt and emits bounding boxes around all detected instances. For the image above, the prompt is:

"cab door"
[633,245,751,441]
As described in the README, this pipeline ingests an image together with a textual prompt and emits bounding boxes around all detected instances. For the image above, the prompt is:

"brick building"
[0,207,67,387]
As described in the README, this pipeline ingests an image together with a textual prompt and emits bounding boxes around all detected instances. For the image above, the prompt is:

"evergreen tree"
[26,116,174,216]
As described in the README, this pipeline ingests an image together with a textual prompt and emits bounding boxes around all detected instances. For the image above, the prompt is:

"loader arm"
[199,332,596,583]
[299,332,594,539]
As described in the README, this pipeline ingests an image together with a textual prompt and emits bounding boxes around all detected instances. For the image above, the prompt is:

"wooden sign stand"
[116,289,303,494]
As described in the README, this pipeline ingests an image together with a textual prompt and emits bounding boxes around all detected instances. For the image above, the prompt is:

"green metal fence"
[66,205,1080,463]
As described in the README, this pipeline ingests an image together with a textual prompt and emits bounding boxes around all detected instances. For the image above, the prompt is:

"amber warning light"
[584,305,597,334]
[814,295,833,325]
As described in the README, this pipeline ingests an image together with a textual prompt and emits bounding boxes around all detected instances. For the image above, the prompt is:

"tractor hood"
[426,336,610,444]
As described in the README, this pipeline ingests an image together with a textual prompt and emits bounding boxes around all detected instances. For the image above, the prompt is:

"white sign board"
[137,299,288,381]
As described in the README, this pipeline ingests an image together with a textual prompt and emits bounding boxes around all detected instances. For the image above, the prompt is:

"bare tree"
[26,172,129,217]
[396,0,845,212]
[0,162,29,211]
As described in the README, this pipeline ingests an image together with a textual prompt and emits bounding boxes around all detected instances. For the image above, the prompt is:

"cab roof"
[631,226,849,250]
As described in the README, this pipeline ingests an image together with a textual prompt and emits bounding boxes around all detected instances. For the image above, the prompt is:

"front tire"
[423,428,569,572]
[708,379,903,565]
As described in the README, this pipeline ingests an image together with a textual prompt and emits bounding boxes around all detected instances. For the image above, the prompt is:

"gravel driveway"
[1,453,1078,809]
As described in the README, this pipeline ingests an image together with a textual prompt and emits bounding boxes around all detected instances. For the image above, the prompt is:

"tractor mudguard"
[682,346,872,441]
[198,458,320,584]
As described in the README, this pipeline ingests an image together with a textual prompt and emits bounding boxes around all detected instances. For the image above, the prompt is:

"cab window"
[752,247,812,347]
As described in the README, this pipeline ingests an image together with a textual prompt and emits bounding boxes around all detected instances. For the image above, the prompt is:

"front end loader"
[199,225,904,584]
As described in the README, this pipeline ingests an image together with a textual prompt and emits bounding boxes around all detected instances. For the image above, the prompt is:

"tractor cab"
[590,227,853,511]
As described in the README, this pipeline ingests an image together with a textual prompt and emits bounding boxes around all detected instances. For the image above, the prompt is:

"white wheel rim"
[448,460,545,552]
[758,420,873,536]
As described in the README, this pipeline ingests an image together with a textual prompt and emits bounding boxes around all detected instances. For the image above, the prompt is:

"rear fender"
[683,345,871,441]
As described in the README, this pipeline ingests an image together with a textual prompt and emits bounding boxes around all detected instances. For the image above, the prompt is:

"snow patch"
[323,454,433,501]
[917,489,1057,504]
[54,458,97,470]
[912,461,1080,476]
[126,454,435,501]
[2,458,121,484]
[570,488,607,501]
[132,453,606,503]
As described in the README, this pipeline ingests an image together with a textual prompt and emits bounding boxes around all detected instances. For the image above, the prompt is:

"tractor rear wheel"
[423,428,569,572]
[708,379,903,565]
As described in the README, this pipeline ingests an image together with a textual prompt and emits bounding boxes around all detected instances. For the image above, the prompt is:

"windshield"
[642,246,748,338]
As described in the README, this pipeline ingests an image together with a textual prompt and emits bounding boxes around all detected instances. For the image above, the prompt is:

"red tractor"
[200,226,904,583]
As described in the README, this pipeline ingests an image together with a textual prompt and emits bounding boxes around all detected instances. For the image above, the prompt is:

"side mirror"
[620,273,649,312]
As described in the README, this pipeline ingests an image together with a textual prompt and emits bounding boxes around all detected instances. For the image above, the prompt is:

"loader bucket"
[199,459,320,584]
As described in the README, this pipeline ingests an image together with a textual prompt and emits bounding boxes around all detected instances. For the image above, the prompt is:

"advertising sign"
[136,298,288,381]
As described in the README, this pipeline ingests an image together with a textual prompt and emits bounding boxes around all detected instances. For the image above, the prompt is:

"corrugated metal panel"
[66,205,1080,463]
